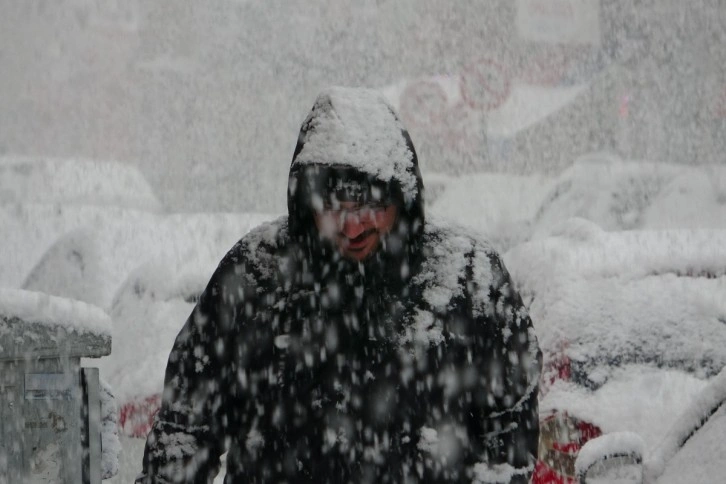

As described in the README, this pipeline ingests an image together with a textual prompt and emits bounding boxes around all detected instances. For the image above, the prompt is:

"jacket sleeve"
[469,250,542,484]
[136,259,243,484]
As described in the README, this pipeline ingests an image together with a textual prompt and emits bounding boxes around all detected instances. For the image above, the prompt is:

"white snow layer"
[541,367,710,451]
[571,368,726,483]
[530,154,726,236]
[0,155,161,211]
[575,431,645,482]
[427,154,726,252]
[504,228,726,379]
[426,172,555,252]
[655,401,726,484]
[292,86,418,200]
[646,367,726,481]
[2,203,270,309]
[0,287,111,336]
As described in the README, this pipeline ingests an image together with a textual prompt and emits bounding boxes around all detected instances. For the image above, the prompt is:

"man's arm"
[136,264,240,484]
[471,250,542,484]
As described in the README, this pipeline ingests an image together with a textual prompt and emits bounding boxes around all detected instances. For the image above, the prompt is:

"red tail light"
[534,412,603,484]
[119,394,161,438]
[541,348,572,396]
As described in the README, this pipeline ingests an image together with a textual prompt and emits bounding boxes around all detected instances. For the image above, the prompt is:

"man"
[138,87,541,483]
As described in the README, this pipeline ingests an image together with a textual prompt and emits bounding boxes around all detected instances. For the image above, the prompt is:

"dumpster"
[0,288,112,483]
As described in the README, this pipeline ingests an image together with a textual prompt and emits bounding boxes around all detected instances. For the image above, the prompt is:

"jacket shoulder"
[416,220,502,312]
[214,216,290,283]
[422,220,498,257]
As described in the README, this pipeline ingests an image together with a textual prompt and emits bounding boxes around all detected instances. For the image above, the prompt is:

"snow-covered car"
[0,155,161,211]
[103,259,204,438]
[575,367,726,483]
[530,154,726,236]
[0,156,162,289]
[504,222,726,483]
[17,210,269,310]
[426,154,726,253]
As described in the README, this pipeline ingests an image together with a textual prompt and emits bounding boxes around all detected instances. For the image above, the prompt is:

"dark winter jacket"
[138,87,541,484]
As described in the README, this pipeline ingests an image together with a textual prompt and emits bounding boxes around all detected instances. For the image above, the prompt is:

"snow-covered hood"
[286,86,425,242]
[504,226,726,384]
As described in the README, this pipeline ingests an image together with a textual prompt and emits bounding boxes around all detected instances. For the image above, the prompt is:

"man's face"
[313,200,398,261]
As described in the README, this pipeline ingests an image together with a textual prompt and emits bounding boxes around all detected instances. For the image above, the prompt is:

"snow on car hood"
[504,225,726,381]
[542,365,710,451]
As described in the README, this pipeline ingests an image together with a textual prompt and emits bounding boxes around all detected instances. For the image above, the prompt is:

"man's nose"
[340,212,365,238]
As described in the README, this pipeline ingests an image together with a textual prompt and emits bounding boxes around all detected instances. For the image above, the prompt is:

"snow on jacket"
[137,87,542,484]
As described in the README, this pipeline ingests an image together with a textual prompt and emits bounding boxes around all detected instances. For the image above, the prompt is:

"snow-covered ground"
[2,153,725,482]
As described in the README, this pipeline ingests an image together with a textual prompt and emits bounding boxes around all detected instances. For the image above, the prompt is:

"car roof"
[0,156,162,211]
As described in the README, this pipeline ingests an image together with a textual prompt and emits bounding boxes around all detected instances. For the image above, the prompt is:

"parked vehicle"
[575,367,726,483]
[504,223,726,483]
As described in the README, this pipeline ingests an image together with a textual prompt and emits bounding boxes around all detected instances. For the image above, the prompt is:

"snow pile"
[642,164,726,230]
[567,368,726,484]
[0,156,161,211]
[507,226,726,288]
[1,208,270,403]
[532,154,681,234]
[292,86,418,200]
[0,287,111,337]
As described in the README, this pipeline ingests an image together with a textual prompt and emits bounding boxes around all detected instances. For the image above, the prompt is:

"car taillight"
[541,349,572,396]
[533,412,602,484]
[119,394,161,438]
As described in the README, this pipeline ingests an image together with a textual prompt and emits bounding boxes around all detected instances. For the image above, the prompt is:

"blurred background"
[2,0,724,213]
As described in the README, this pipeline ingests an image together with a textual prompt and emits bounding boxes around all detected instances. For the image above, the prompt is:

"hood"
[287,86,425,279]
